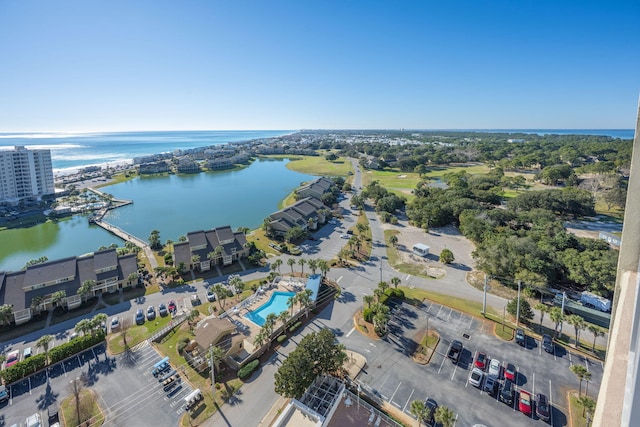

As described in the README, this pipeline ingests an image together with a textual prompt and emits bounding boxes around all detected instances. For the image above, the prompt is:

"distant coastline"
[0,129,633,176]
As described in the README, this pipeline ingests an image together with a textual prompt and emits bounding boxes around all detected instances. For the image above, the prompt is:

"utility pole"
[516,280,522,328]
[210,344,215,390]
[560,292,567,335]
[482,274,488,317]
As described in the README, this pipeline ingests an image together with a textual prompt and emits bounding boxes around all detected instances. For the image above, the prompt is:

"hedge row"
[288,321,302,333]
[238,359,260,380]
[1,332,105,384]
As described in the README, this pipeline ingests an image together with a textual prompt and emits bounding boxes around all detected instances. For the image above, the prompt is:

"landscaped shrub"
[363,308,373,323]
[164,253,173,265]
[177,337,190,354]
[385,288,405,299]
[288,321,302,333]
[238,359,260,380]
[277,335,287,343]
[1,353,47,384]
[49,332,106,364]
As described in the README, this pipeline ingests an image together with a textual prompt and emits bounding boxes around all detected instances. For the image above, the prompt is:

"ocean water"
[461,129,635,139]
[0,130,293,175]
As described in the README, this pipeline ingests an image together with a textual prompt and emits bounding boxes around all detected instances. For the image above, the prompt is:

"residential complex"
[0,146,55,204]
[0,249,138,325]
[173,225,250,272]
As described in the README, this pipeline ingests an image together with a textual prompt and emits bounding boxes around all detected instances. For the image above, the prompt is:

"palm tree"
[377,281,389,294]
[348,236,357,251]
[92,313,107,334]
[208,345,226,382]
[363,295,374,309]
[535,303,548,333]
[75,319,92,336]
[30,295,44,316]
[571,364,588,396]
[434,405,456,427]
[298,258,307,276]
[549,307,564,339]
[373,310,390,335]
[77,280,95,303]
[307,259,318,275]
[287,258,296,275]
[410,400,428,427]
[37,335,53,365]
[214,245,224,263]
[213,283,228,311]
[567,314,586,348]
[191,254,201,270]
[278,310,290,327]
[390,277,401,289]
[272,258,283,274]
[318,259,330,278]
[588,324,604,353]
[578,395,596,419]
[287,295,297,318]
[298,289,313,318]
[207,251,217,267]
[51,290,67,309]
[583,370,593,396]
[388,234,398,247]
[253,329,267,349]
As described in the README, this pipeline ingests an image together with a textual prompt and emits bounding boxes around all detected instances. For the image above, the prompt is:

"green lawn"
[282,155,353,176]
[362,169,422,189]
[107,314,174,354]
[399,286,497,318]
[61,389,104,427]
[569,393,596,427]
[422,164,490,178]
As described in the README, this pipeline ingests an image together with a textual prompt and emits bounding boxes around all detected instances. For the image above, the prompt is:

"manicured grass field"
[61,388,104,427]
[107,314,174,354]
[400,286,497,318]
[283,155,353,176]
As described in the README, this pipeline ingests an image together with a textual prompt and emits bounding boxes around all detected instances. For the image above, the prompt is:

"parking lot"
[0,341,193,426]
[349,300,603,427]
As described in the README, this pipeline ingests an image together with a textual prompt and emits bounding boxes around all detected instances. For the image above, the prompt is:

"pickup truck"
[447,340,463,364]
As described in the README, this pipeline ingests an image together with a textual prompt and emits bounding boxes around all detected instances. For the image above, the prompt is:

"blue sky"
[0,0,638,131]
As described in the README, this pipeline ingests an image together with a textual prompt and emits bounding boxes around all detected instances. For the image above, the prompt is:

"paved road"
[1,159,609,426]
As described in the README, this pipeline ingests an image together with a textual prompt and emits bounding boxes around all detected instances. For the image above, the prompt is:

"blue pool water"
[244,291,296,327]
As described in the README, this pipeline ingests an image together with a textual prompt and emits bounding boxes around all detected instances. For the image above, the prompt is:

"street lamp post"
[516,280,522,328]
[482,274,488,317]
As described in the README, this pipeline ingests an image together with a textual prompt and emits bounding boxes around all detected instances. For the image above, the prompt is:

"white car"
[469,367,484,388]
[340,234,349,239]
[110,317,120,332]
[488,358,501,378]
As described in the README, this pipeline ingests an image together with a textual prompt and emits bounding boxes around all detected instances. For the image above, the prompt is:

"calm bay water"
[0,158,311,272]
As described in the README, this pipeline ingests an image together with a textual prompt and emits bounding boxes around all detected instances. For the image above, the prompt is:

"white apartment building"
[0,146,55,204]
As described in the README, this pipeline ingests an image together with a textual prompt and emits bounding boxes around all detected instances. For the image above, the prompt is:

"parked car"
[504,363,516,381]
[500,379,515,405]
[488,358,501,378]
[146,305,156,320]
[474,351,487,370]
[424,398,437,426]
[25,413,41,427]
[206,288,216,302]
[191,294,202,306]
[135,309,145,325]
[340,234,349,239]
[515,328,526,346]
[469,367,484,388]
[535,393,551,421]
[519,390,533,415]
[0,385,8,402]
[110,317,120,332]
[158,303,168,317]
[5,350,20,368]
[542,334,554,353]
[23,347,32,359]
[168,300,177,314]
[483,376,499,396]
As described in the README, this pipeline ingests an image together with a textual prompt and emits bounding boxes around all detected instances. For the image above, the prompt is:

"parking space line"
[62,359,67,377]
[336,275,343,283]
[402,389,415,413]
[549,379,554,426]
[28,377,31,395]
[436,305,444,318]
[446,308,453,321]
[346,327,355,338]
[467,315,473,329]
[389,382,402,403]
[584,356,590,372]
[451,360,459,381]
[438,353,447,373]
[568,351,572,366]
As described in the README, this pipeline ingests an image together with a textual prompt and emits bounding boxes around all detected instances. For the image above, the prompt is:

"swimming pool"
[244,291,296,327]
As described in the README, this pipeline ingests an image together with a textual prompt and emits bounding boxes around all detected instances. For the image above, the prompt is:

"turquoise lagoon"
[0,158,312,272]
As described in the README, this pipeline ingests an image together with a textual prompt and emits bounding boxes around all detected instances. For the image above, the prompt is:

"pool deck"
[226,279,306,339]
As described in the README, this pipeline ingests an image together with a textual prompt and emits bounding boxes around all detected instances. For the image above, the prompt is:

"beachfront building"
[173,225,250,272]
[267,197,327,239]
[0,146,55,204]
[0,249,138,325]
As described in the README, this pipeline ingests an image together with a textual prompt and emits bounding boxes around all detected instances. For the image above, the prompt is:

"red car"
[168,300,177,313]
[519,390,532,415]
[474,352,487,370]
[504,362,516,381]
